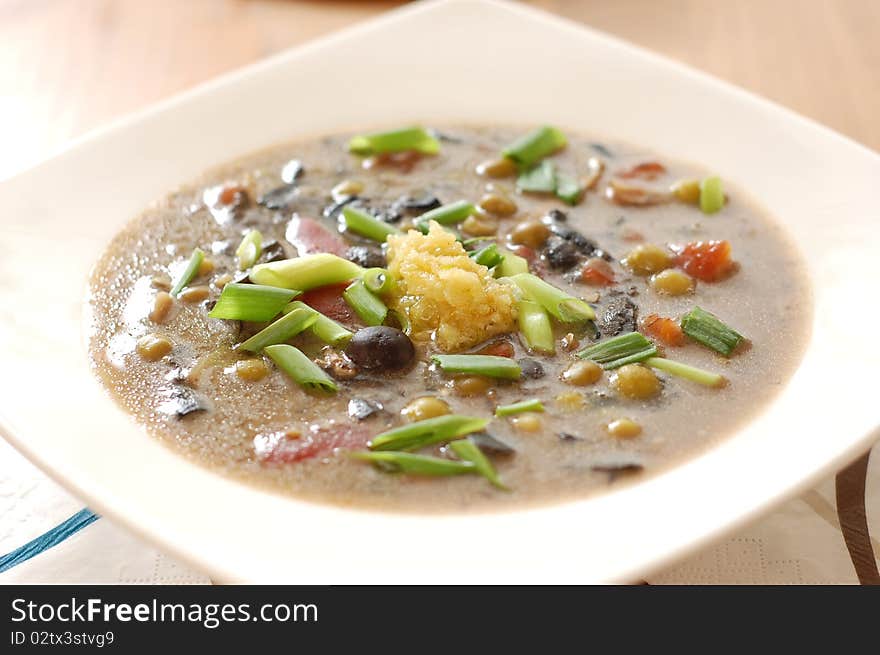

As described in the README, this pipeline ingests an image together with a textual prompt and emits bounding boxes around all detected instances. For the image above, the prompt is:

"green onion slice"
[517,299,555,354]
[348,127,440,156]
[169,248,205,298]
[343,279,387,326]
[350,451,475,477]
[362,268,396,295]
[264,344,337,393]
[283,301,353,346]
[645,357,725,388]
[235,230,262,270]
[447,439,508,490]
[494,398,545,418]
[237,306,318,353]
[502,126,567,167]
[496,252,529,277]
[555,172,585,206]
[470,243,504,268]
[517,160,557,193]
[577,332,658,369]
[341,205,401,242]
[208,283,298,322]
[680,306,743,357]
[369,415,490,452]
[250,254,363,291]
[417,200,476,227]
[699,176,725,214]
[507,273,596,323]
[431,354,522,380]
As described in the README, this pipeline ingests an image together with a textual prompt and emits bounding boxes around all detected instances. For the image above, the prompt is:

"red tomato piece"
[580,258,615,286]
[672,240,735,282]
[254,424,371,463]
[300,283,358,324]
[616,161,667,181]
[642,313,685,347]
[286,215,348,256]
[477,340,515,358]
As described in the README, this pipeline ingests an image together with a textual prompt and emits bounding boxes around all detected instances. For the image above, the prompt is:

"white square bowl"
[1,0,878,583]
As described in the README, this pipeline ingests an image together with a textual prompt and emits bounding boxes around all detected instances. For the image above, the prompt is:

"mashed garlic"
[387,222,517,352]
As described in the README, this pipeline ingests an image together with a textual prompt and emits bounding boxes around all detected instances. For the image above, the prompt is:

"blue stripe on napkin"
[0,508,99,573]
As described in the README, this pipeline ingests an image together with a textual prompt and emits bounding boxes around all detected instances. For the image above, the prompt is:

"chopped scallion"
[343,279,387,326]
[555,172,585,206]
[502,126,567,167]
[264,344,337,393]
[235,230,262,270]
[250,254,363,291]
[517,299,555,354]
[507,273,595,323]
[699,176,725,214]
[517,160,557,193]
[237,306,318,352]
[169,248,204,297]
[208,283,298,322]
[496,252,529,277]
[350,451,475,477]
[577,332,658,369]
[431,354,521,380]
[470,243,504,268]
[417,200,475,227]
[680,306,743,356]
[362,267,396,295]
[348,127,440,156]
[494,398,544,417]
[447,439,508,490]
[645,357,725,388]
[369,415,490,451]
[283,301,353,346]
[341,205,400,242]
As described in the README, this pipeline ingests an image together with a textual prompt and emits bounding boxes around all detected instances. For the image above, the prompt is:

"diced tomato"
[254,424,371,463]
[218,184,249,206]
[617,161,667,181]
[672,240,735,282]
[642,314,685,347]
[477,340,515,358]
[621,227,645,242]
[286,215,348,256]
[300,283,358,324]
[580,258,615,286]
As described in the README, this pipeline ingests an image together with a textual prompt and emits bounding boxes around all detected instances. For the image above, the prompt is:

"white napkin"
[1,437,876,584]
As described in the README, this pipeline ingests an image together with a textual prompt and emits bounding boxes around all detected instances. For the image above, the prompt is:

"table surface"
[1,0,878,179]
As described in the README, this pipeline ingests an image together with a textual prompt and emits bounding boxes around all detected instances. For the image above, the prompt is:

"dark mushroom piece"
[542,236,581,270]
[258,184,299,211]
[348,398,384,421]
[323,194,360,219]
[345,326,415,370]
[345,245,386,269]
[392,193,442,215]
[518,358,545,379]
[470,433,516,457]
[590,457,644,482]
[599,294,638,337]
[157,385,211,419]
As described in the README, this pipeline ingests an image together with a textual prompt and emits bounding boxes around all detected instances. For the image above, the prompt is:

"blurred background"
[1,0,878,180]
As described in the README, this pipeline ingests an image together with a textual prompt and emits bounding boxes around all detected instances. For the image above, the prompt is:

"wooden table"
[1,0,878,179]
